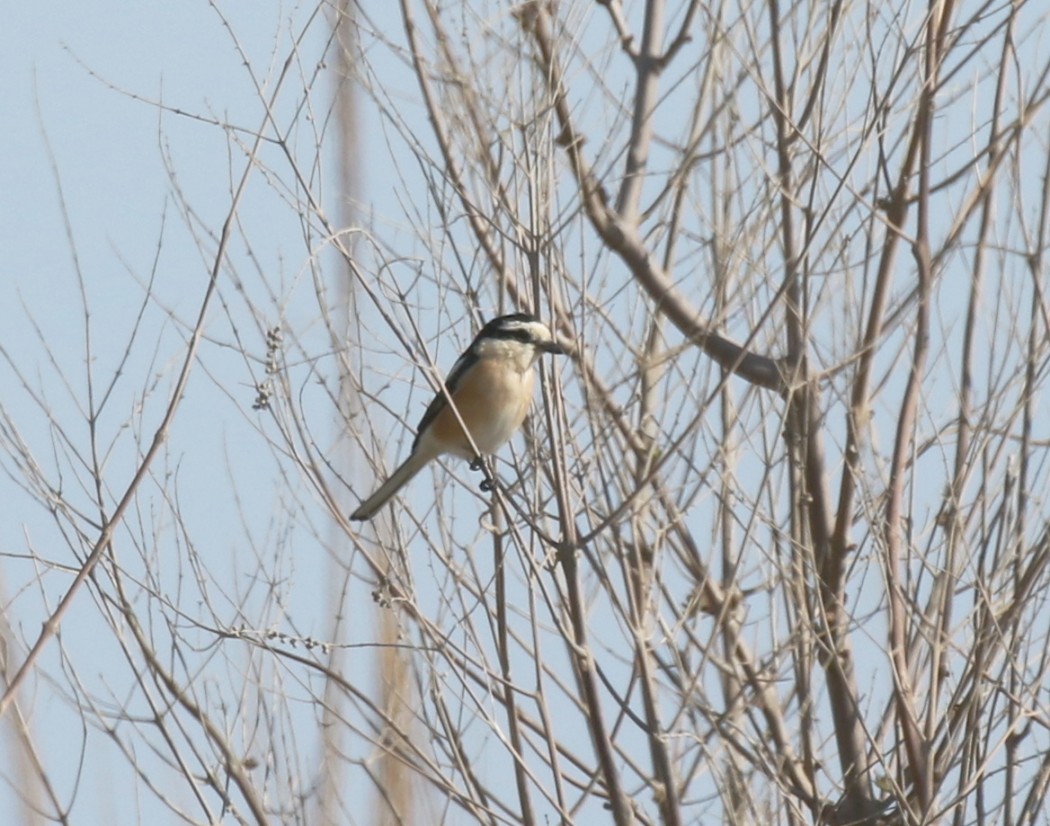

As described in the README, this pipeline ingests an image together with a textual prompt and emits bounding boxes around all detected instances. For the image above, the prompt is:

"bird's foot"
[470,456,496,492]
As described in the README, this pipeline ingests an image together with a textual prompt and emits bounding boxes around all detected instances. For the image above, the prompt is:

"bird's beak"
[541,340,566,355]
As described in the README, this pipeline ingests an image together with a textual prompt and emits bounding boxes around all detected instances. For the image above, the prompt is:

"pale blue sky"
[4,3,1050,823]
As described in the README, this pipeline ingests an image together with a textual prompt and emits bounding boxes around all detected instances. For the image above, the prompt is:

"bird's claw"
[471,457,495,493]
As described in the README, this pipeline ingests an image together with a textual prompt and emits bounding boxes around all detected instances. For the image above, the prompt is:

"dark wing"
[410,349,478,453]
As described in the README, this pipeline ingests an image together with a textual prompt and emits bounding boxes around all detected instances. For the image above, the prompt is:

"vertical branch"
[492,523,537,825]
[1004,41,1050,826]
[615,0,664,225]
[766,0,870,807]
[929,0,1016,762]
[884,1,955,813]
[628,318,683,826]
[537,341,634,824]
[326,5,399,824]
[717,388,751,820]
[557,547,636,825]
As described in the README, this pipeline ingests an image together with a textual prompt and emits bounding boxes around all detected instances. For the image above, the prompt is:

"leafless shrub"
[2,1,1050,824]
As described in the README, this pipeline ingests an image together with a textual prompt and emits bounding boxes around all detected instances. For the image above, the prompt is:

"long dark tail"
[349,451,430,521]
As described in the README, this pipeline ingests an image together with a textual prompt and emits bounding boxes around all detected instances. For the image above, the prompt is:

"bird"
[349,313,565,521]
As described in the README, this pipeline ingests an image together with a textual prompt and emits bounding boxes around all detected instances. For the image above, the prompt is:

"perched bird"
[350,313,564,521]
